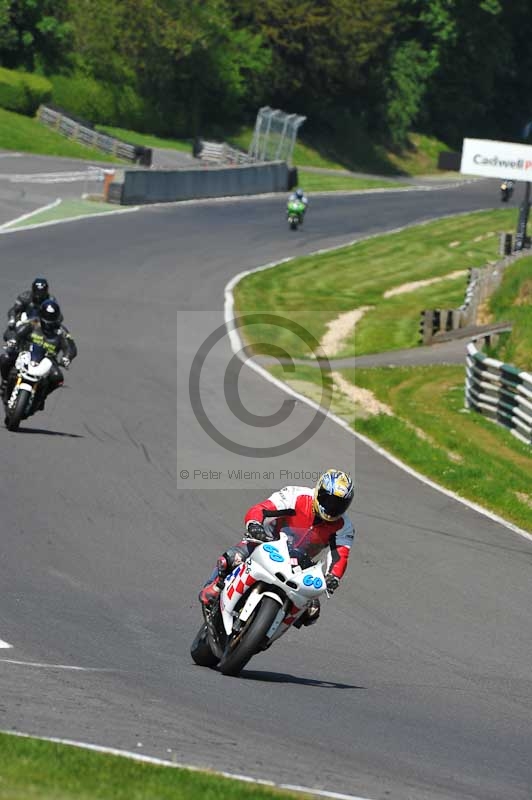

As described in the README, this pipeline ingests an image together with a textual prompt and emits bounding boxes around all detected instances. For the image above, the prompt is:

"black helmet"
[40,299,62,336]
[31,277,50,305]
[295,188,304,200]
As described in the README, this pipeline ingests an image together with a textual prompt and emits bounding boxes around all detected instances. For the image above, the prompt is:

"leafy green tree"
[0,0,72,73]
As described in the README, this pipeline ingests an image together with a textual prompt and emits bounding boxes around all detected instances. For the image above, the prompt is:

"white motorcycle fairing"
[219,532,327,646]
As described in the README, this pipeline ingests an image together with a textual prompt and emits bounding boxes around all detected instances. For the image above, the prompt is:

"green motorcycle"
[286,199,306,230]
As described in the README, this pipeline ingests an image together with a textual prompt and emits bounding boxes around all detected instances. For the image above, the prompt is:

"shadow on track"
[10,427,84,438]
[239,670,365,689]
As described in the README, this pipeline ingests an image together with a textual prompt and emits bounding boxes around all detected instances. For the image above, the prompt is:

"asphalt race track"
[0,176,531,800]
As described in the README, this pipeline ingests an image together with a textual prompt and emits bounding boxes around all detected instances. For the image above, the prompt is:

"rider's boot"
[294,598,321,628]
[199,556,229,607]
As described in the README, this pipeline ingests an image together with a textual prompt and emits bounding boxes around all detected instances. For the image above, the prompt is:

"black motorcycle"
[500,180,514,203]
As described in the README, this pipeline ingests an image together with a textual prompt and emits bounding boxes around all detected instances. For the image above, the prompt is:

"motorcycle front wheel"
[219,596,281,677]
[5,388,30,431]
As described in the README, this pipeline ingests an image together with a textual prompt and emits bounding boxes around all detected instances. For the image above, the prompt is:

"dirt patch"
[514,280,532,306]
[476,299,493,325]
[516,492,532,509]
[319,306,374,357]
[383,269,467,299]
[332,372,393,416]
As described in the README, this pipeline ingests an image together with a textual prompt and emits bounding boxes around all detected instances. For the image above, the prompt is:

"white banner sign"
[461,138,532,181]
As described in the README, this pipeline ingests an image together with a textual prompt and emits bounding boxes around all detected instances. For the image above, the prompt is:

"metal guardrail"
[465,341,532,445]
[36,106,151,164]
[196,140,254,165]
[419,247,528,345]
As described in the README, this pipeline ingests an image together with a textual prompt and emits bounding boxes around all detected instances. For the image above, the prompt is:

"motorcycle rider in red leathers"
[199,469,355,627]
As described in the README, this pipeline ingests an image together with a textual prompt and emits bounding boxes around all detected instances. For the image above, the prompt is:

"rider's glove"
[245,521,274,542]
[325,574,340,595]
[7,317,15,329]
[61,356,70,368]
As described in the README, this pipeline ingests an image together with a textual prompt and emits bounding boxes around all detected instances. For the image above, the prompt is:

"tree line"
[0,0,531,149]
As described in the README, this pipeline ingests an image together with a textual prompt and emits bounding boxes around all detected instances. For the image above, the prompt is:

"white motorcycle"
[3,343,54,431]
[191,531,328,677]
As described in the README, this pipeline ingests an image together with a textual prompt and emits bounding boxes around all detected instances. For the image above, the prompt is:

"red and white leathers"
[245,485,354,580]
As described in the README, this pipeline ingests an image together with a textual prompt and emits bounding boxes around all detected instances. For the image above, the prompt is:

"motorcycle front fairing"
[219,533,326,644]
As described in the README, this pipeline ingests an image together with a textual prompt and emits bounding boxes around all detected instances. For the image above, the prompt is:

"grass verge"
[268,363,532,533]
[2,198,132,230]
[97,125,192,153]
[0,108,121,162]
[0,732,312,800]
[296,169,403,192]
[234,210,516,359]
[488,255,532,371]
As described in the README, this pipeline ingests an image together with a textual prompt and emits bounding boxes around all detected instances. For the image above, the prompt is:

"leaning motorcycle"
[191,531,328,677]
[286,199,306,230]
[3,343,54,431]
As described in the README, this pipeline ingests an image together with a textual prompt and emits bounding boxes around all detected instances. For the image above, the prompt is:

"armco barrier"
[419,247,529,345]
[36,106,152,165]
[465,340,532,445]
[116,161,289,205]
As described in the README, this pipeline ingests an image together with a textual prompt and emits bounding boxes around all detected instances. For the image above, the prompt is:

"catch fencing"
[465,341,532,445]
[248,107,306,165]
[36,106,152,165]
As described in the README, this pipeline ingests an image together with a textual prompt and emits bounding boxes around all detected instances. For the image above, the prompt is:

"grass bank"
[0,732,312,800]
[0,108,120,162]
[234,210,516,359]
[488,256,532,371]
[296,169,403,192]
[234,208,531,533]
[269,363,532,532]
[97,125,192,153]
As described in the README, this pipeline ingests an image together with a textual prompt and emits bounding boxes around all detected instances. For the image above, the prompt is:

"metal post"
[514,181,531,251]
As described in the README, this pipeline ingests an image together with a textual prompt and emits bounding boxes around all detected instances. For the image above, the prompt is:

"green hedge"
[50,74,145,129]
[0,68,52,115]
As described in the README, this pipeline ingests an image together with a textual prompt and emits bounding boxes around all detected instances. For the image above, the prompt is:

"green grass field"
[0,108,121,162]
[3,198,130,229]
[0,733,311,800]
[235,208,532,533]
[269,362,532,532]
[296,169,403,192]
[97,125,192,153]
[487,256,532,370]
[234,210,516,359]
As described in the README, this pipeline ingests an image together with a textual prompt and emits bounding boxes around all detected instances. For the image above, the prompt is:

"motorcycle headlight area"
[15,352,31,369]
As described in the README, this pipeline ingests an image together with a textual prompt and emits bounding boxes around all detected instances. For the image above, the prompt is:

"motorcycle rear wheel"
[219,596,281,677]
[190,622,219,668]
[5,388,30,431]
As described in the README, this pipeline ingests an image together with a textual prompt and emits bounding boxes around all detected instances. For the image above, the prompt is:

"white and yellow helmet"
[313,469,354,521]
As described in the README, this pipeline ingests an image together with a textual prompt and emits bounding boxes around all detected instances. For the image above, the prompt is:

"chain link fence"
[248,107,306,165]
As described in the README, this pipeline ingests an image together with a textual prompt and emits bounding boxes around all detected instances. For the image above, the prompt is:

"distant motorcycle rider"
[3,277,59,341]
[199,469,355,627]
[0,299,76,409]
[288,187,308,210]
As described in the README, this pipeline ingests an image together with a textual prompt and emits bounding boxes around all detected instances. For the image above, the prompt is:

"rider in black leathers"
[3,277,59,341]
[0,299,76,410]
